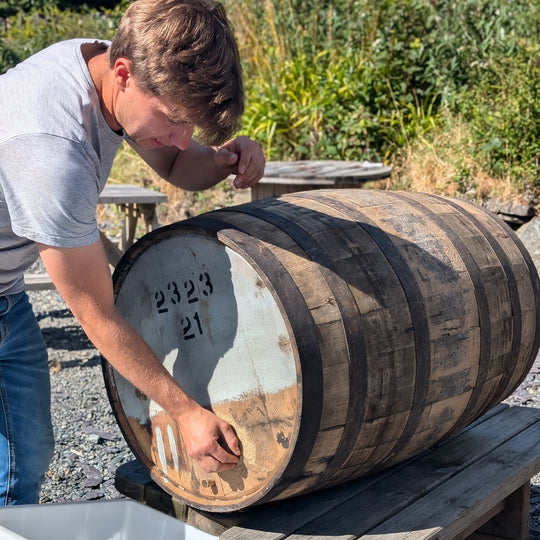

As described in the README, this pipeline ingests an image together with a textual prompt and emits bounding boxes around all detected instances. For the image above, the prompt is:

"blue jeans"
[0,292,54,505]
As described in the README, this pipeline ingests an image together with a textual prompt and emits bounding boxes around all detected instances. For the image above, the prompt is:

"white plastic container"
[0,499,218,540]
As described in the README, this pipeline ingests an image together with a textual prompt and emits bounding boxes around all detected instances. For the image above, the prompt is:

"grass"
[390,113,530,203]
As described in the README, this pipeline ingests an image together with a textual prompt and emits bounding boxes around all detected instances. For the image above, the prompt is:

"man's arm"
[127,136,265,191]
[37,240,240,473]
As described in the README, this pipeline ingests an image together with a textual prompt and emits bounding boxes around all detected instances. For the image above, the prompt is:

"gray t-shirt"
[0,39,123,295]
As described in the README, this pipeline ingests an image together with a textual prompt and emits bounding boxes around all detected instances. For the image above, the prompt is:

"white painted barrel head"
[105,231,300,510]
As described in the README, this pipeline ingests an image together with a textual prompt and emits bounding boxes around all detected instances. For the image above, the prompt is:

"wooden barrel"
[102,189,540,512]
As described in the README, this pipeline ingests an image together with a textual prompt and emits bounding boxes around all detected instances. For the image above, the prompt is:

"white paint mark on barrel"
[167,424,179,471]
[155,427,167,475]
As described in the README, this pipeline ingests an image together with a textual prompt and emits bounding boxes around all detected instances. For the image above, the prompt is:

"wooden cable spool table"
[251,160,392,200]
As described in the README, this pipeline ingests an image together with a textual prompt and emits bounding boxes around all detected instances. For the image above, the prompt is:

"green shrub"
[241,48,441,162]
[0,0,123,18]
[226,0,539,192]
[0,2,125,72]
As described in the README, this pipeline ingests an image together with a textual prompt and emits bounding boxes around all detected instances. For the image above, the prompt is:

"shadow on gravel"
[37,311,104,369]
[35,308,74,322]
[55,354,103,369]
[41,324,93,351]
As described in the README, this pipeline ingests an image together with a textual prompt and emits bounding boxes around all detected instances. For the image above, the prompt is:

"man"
[0,0,265,505]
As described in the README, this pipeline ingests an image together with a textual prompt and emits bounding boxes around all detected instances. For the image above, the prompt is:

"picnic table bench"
[24,184,167,290]
[115,403,540,540]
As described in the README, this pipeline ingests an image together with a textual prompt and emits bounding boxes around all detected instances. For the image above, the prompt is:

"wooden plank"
[474,482,530,539]
[263,161,392,182]
[455,483,530,540]
[258,177,336,186]
[454,499,506,540]
[220,405,540,540]
[23,272,55,290]
[358,421,540,540]
[98,184,167,205]
[115,459,153,503]
[466,535,509,540]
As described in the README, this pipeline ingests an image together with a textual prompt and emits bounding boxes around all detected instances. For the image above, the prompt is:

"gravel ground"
[28,287,540,538]
[32,289,132,504]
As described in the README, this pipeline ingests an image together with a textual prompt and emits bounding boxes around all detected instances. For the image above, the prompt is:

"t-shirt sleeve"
[0,134,102,248]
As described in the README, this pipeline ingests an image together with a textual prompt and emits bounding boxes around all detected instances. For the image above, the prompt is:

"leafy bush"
[1,0,537,200]
[226,0,539,194]
[0,1,125,72]
[455,42,539,188]
[0,0,123,18]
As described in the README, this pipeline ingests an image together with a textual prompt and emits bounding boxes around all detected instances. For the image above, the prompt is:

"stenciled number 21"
[153,272,214,341]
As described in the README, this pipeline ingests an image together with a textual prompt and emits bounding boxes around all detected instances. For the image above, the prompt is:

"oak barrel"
[102,189,540,512]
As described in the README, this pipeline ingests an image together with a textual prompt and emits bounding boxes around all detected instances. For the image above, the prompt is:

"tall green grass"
[1,0,538,201]
[225,0,539,196]
[0,2,123,71]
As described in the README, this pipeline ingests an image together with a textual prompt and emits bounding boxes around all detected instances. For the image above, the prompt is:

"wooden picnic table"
[24,184,167,290]
[251,160,392,200]
[115,403,540,540]
[97,184,167,266]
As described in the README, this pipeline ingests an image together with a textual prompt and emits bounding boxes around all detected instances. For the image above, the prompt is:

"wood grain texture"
[102,189,540,511]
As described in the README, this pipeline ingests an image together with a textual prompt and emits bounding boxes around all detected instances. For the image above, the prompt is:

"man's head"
[109,0,244,146]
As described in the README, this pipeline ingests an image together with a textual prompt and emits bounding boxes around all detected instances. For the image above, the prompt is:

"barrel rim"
[102,220,313,511]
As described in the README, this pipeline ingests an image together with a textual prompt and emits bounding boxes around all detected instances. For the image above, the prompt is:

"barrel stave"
[102,189,539,510]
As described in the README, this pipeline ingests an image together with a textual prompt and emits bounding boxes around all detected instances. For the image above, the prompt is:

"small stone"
[81,427,118,442]
[82,490,104,501]
[87,433,102,444]
[517,217,540,276]
[485,198,534,218]
[80,463,103,488]
[48,360,62,373]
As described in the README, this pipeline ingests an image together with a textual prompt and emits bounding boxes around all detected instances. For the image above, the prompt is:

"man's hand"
[215,135,265,189]
[132,134,265,191]
[177,402,241,473]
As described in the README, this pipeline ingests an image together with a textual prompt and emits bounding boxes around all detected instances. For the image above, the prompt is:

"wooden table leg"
[99,231,123,267]
[119,203,139,251]
[139,202,160,232]
[473,482,531,540]
[99,202,160,267]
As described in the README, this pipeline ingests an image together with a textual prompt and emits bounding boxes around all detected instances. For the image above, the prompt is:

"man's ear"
[113,58,132,91]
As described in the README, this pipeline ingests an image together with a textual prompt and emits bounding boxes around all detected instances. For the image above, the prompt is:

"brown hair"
[109,0,244,145]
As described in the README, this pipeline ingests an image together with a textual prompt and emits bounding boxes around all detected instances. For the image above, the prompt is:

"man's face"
[115,76,195,151]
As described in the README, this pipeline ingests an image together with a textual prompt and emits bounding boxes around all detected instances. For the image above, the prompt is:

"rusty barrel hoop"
[102,189,540,512]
